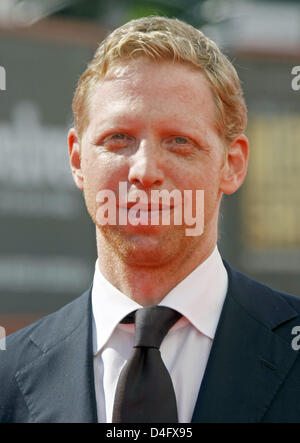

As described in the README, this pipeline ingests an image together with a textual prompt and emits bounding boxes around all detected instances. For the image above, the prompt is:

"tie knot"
[133,306,181,349]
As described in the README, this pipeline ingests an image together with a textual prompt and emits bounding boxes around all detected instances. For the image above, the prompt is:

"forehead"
[87,58,217,133]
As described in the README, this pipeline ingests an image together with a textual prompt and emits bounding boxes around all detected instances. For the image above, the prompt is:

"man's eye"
[111,133,127,140]
[174,136,188,144]
[102,133,135,149]
[165,136,195,155]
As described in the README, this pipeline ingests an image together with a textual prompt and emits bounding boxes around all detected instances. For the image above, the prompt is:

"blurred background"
[0,0,299,334]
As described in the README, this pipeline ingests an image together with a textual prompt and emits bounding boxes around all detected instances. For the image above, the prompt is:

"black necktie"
[112,306,182,423]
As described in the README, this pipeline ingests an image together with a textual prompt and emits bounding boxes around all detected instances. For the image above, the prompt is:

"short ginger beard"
[98,221,195,268]
[82,186,189,267]
[83,186,222,269]
[90,212,218,273]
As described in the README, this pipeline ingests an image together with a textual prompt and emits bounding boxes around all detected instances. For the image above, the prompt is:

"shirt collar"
[92,245,228,355]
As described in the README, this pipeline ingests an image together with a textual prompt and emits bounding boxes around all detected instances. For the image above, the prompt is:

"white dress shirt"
[92,245,228,423]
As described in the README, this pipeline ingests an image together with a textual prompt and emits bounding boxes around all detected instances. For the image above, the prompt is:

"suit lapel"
[15,288,98,423]
[192,263,299,423]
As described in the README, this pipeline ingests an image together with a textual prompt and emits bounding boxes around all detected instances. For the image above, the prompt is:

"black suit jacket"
[1,261,300,423]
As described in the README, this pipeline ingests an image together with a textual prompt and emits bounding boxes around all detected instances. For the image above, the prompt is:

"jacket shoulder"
[223,260,300,329]
[229,263,300,305]
[0,289,91,422]
[1,289,91,367]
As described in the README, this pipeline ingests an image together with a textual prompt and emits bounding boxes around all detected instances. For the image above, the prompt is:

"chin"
[101,224,186,267]
[119,245,178,267]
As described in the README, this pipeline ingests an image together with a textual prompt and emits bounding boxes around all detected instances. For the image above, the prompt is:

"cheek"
[173,162,222,224]
[82,153,129,197]
[174,163,221,192]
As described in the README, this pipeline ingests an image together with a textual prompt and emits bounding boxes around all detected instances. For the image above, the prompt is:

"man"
[1,16,300,423]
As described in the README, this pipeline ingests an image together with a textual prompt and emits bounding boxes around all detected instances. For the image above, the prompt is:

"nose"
[128,139,164,188]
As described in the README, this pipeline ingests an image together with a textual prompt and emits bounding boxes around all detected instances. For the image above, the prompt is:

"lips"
[118,202,174,211]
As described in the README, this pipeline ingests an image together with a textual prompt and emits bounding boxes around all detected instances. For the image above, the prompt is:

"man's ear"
[220,134,249,195]
[68,128,84,191]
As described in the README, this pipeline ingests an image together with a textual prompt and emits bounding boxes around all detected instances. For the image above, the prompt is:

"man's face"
[71,58,238,267]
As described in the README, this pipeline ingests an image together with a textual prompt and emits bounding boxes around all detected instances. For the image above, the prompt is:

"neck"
[96,228,217,306]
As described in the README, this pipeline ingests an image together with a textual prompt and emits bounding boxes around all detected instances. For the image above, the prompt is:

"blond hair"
[72,16,247,143]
